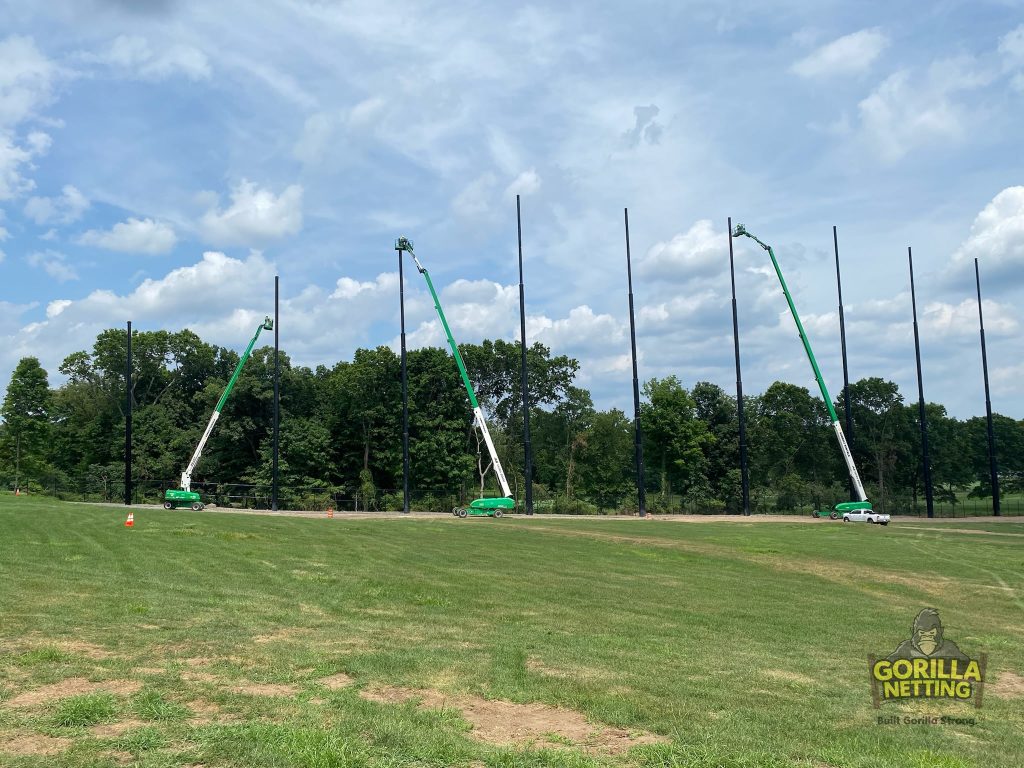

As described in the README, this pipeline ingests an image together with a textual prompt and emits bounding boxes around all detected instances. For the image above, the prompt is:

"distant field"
[1,495,1022,768]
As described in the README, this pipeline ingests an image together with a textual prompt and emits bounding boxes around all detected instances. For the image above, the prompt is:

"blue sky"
[1,0,1022,419]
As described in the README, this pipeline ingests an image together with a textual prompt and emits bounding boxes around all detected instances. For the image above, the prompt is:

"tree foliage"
[2,326,1021,514]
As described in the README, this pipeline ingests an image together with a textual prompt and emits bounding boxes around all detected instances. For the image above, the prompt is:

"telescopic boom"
[396,237,512,499]
[179,316,274,492]
[732,224,870,508]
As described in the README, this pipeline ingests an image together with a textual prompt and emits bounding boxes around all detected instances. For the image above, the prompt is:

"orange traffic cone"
[125,512,134,527]
[326,506,334,519]
[14,487,20,496]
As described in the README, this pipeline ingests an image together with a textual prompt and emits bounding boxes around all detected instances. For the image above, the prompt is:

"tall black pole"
[624,208,646,517]
[516,195,534,516]
[908,247,934,518]
[398,245,410,514]
[833,226,855,500]
[124,320,132,506]
[272,275,280,511]
[975,258,1000,516]
[727,218,750,516]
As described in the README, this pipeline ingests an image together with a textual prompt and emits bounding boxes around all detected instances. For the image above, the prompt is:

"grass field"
[1,496,1022,768]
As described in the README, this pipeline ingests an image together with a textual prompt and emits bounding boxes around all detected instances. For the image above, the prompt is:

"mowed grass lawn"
[1,496,1022,768]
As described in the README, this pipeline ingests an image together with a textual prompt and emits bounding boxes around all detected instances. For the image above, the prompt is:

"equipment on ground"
[163,316,274,510]
[396,237,514,518]
[732,224,872,519]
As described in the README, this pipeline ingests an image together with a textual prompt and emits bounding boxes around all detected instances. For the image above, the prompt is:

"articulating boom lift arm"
[179,316,274,493]
[396,237,512,500]
[732,224,870,509]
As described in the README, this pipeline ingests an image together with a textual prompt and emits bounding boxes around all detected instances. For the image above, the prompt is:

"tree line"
[1,327,1021,513]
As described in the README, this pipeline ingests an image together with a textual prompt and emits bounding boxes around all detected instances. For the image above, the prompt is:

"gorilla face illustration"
[911,609,943,656]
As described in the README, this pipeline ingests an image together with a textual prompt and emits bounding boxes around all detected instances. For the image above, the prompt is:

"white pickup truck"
[842,509,890,525]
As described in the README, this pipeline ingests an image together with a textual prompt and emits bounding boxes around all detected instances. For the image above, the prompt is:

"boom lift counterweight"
[396,237,514,518]
[732,224,871,518]
[163,316,274,510]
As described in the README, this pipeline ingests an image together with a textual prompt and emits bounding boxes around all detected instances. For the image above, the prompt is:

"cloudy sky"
[1,0,1022,420]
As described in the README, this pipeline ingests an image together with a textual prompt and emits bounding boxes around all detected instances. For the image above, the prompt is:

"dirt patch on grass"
[1,636,112,660]
[187,698,237,725]
[181,670,221,684]
[8,677,141,707]
[232,683,298,697]
[359,685,444,706]
[358,685,666,754]
[58,640,112,659]
[761,669,816,685]
[0,732,72,756]
[987,670,1024,699]
[526,657,612,682]
[254,628,308,644]
[90,719,146,738]
[319,673,354,690]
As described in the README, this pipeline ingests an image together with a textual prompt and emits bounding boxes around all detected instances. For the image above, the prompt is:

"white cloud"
[98,35,211,81]
[0,35,57,127]
[792,28,889,79]
[24,184,90,224]
[504,169,541,200]
[856,56,992,161]
[948,186,1024,288]
[292,98,389,165]
[452,173,498,219]
[46,299,72,318]
[78,217,177,254]
[330,273,399,300]
[998,24,1024,67]
[638,219,725,282]
[0,131,44,200]
[529,305,625,353]
[27,250,77,282]
[199,180,303,245]
[922,298,1018,337]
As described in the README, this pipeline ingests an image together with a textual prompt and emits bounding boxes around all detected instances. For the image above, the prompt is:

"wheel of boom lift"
[829,511,839,520]
[457,508,468,518]
[163,501,173,510]
[493,509,503,518]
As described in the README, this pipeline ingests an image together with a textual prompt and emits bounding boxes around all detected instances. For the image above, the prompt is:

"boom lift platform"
[397,237,514,518]
[164,316,274,510]
[732,224,872,519]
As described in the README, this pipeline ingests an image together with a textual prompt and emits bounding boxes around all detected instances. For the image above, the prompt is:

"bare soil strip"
[7,678,141,708]
[358,685,666,755]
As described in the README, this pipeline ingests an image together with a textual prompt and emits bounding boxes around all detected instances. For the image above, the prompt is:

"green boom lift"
[732,224,871,519]
[397,237,514,518]
[163,316,274,510]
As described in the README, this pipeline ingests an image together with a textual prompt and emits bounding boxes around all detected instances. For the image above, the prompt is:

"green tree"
[840,378,912,514]
[1,357,52,489]
[691,381,740,506]
[641,377,712,502]
[577,409,634,507]
[461,340,578,430]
